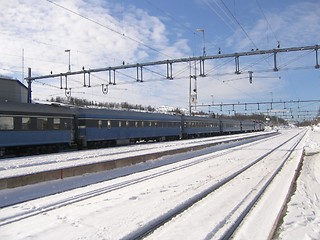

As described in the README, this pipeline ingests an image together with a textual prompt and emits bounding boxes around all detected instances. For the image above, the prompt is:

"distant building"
[0,76,28,103]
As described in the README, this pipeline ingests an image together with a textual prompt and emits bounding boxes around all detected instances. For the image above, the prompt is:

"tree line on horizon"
[48,96,294,125]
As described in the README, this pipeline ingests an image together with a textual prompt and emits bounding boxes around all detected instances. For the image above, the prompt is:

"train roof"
[76,107,182,120]
[0,101,75,116]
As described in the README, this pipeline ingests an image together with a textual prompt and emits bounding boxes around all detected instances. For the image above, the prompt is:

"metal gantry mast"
[197,99,320,110]
[26,44,320,104]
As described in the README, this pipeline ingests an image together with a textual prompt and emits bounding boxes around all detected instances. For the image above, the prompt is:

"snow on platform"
[0,132,273,189]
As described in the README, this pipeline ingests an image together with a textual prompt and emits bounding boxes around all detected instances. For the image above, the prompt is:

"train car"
[182,115,221,138]
[220,118,242,134]
[255,121,265,131]
[76,108,182,147]
[240,120,256,132]
[0,102,75,156]
[0,101,265,157]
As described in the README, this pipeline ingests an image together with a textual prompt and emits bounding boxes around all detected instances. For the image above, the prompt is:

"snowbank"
[278,126,320,239]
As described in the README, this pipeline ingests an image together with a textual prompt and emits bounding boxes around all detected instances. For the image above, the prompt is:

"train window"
[120,120,127,127]
[46,118,53,130]
[127,121,134,127]
[37,118,48,130]
[111,120,119,128]
[22,117,31,130]
[107,120,111,129]
[53,118,60,130]
[60,118,71,130]
[101,120,108,128]
[13,117,22,130]
[0,116,14,130]
[98,120,103,129]
[82,119,94,128]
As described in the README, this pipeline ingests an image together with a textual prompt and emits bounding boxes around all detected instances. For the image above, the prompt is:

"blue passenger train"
[0,102,264,157]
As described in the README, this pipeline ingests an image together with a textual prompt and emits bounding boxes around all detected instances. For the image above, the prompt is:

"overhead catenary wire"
[26,44,320,118]
[143,0,198,35]
[220,0,258,49]
[255,0,279,44]
[277,49,315,69]
[202,0,237,32]
[45,0,175,60]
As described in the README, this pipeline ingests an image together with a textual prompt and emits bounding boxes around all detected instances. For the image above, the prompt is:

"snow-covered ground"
[0,127,319,239]
[277,126,320,239]
[0,131,271,179]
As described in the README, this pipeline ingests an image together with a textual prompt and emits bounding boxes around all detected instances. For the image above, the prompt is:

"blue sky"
[0,0,319,121]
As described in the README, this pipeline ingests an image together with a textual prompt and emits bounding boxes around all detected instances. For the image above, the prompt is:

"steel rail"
[219,130,307,239]
[0,133,275,225]
[123,130,306,239]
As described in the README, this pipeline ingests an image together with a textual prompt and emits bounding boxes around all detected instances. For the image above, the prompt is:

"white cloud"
[0,0,193,107]
[0,0,319,112]
[0,0,182,73]
[227,1,320,51]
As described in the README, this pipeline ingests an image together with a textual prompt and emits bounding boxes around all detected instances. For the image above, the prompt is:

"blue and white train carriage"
[0,102,75,155]
[77,108,182,147]
[0,101,264,157]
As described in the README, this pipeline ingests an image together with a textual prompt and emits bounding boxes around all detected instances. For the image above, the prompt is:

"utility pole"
[65,49,71,72]
[27,68,32,103]
[22,48,24,84]
[196,29,206,57]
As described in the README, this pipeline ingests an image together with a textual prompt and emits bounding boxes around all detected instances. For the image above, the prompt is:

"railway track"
[140,129,307,239]
[1,131,272,172]
[0,129,306,239]
[0,132,277,223]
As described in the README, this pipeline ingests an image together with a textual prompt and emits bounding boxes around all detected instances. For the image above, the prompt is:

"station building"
[0,76,28,103]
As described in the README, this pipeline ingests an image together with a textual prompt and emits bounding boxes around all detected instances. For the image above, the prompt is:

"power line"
[27,45,320,82]
[45,0,173,60]
[200,99,320,108]
[255,0,278,43]
[199,99,320,120]
[25,44,320,104]
[202,0,237,32]
[143,0,197,35]
[220,0,258,49]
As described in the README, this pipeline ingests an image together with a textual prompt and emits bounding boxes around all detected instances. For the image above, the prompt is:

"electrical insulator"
[248,71,253,84]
